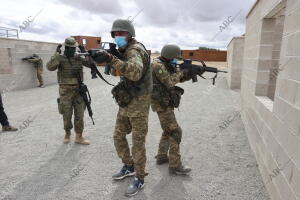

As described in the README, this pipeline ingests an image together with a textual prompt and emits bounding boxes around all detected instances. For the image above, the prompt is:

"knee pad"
[170,127,182,144]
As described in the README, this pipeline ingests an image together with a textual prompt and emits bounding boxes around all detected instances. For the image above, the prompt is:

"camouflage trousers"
[113,110,149,180]
[156,109,182,168]
[36,66,43,85]
[58,85,86,134]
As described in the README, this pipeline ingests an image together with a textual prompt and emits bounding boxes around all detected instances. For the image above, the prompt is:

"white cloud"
[0,0,256,50]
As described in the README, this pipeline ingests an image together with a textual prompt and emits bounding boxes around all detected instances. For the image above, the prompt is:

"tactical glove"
[78,44,86,53]
[180,69,193,82]
[91,50,113,64]
[56,44,62,54]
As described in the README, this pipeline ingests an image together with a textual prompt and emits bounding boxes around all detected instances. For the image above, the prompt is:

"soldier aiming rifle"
[22,54,45,88]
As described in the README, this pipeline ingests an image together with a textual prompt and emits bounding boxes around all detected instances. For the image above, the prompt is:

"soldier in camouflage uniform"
[92,19,151,197]
[46,37,90,145]
[23,54,44,87]
[151,44,192,175]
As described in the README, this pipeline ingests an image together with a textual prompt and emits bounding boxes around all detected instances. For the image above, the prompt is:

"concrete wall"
[240,0,300,199]
[226,37,245,89]
[0,38,59,92]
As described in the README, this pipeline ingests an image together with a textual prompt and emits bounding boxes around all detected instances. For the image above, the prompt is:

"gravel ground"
[0,68,270,200]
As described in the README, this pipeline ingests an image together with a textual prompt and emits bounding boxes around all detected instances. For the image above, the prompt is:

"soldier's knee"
[170,127,182,144]
[162,131,169,137]
[113,130,127,141]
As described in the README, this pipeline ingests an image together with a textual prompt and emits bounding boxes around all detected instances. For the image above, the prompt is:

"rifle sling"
[93,66,115,86]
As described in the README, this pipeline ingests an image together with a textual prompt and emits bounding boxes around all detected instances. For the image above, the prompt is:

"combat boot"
[75,133,90,145]
[2,125,18,132]
[169,165,192,175]
[63,130,71,144]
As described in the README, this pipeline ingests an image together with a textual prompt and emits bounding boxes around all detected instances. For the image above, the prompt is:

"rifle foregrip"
[203,66,218,73]
[192,75,198,82]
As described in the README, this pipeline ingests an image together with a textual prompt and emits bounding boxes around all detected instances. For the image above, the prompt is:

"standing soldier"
[92,19,152,196]
[22,54,44,88]
[0,93,18,132]
[151,44,192,175]
[46,37,90,145]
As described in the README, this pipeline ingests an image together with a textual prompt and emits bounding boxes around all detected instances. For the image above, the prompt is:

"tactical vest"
[152,58,170,86]
[57,56,84,85]
[151,58,184,109]
[122,40,152,97]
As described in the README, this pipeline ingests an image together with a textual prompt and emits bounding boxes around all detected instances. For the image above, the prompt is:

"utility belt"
[112,63,151,108]
[151,83,184,108]
[111,80,141,108]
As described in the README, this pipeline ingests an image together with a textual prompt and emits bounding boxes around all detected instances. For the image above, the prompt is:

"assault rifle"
[75,71,95,125]
[76,46,114,86]
[178,59,227,85]
[22,56,35,61]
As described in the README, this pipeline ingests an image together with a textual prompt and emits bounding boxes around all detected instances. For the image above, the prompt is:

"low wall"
[226,37,244,89]
[0,38,59,92]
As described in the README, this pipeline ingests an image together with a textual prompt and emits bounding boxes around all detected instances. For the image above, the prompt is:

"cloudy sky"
[0,0,256,51]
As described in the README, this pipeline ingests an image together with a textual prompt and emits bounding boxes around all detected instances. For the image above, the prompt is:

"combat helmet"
[111,19,135,38]
[64,37,78,47]
[161,44,182,59]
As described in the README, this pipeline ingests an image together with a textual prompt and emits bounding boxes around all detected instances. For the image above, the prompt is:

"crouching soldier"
[151,44,192,175]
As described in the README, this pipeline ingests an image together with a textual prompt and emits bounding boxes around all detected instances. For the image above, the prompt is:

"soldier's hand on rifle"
[180,69,193,82]
[56,44,62,54]
[91,50,113,64]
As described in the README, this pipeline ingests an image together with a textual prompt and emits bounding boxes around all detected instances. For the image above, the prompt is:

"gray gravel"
[0,69,270,200]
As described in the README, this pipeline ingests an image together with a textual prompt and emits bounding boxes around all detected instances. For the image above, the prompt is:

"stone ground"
[0,66,270,200]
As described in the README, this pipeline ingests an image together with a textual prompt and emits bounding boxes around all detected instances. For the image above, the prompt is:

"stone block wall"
[226,37,245,89]
[240,0,300,199]
[0,38,59,92]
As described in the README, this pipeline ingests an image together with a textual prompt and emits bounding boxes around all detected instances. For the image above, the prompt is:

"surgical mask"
[64,46,76,58]
[169,58,177,67]
[114,36,127,48]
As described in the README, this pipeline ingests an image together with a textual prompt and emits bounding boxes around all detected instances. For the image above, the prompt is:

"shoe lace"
[121,165,128,173]
[133,177,143,188]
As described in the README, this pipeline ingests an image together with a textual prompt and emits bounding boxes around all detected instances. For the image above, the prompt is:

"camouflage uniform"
[27,56,44,86]
[46,42,90,144]
[151,58,185,168]
[108,38,152,180]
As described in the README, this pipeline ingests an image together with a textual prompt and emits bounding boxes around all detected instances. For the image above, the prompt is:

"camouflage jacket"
[46,53,89,85]
[108,39,151,117]
[27,57,43,68]
[151,58,184,112]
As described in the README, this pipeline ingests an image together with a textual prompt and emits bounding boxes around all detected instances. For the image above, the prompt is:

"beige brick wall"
[227,37,245,89]
[239,0,300,199]
[0,38,59,91]
[0,48,12,74]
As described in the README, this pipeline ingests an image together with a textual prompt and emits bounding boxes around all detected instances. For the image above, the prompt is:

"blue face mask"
[169,59,177,67]
[114,36,127,48]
